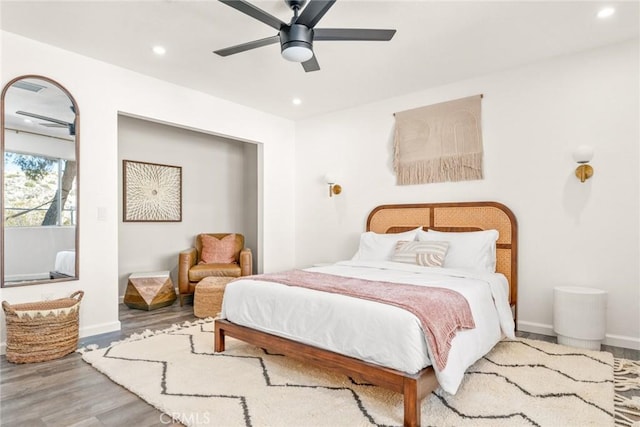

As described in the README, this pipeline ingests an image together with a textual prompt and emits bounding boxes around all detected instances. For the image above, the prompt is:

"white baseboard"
[518,320,640,351]
[517,320,554,336]
[4,272,49,282]
[79,320,121,338]
[604,334,640,350]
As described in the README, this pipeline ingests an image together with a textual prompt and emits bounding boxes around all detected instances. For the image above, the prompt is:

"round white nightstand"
[553,286,607,350]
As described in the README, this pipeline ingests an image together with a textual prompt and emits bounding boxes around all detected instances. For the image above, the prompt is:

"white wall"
[4,227,75,280]
[2,31,637,352]
[5,129,75,160]
[117,115,258,296]
[243,142,260,274]
[0,31,296,346]
[294,40,640,349]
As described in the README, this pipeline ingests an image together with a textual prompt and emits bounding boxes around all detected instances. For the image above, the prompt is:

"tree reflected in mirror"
[4,153,77,227]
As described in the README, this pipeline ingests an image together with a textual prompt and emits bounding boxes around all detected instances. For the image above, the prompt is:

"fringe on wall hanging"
[393,94,484,185]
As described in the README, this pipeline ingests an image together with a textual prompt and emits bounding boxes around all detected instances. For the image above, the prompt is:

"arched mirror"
[1,75,79,286]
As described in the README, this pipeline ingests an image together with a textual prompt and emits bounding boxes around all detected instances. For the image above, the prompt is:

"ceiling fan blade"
[16,111,71,127]
[214,35,280,56]
[17,110,75,136]
[218,0,286,30]
[39,123,68,128]
[314,28,396,41]
[295,0,335,28]
[302,54,320,72]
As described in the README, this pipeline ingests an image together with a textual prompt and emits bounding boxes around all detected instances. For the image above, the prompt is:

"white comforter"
[221,260,515,394]
[54,250,76,276]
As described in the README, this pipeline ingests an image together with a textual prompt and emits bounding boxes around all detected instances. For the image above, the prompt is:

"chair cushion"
[200,234,236,264]
[189,264,241,282]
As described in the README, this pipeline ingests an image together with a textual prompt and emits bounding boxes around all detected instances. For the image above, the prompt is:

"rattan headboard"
[367,201,518,317]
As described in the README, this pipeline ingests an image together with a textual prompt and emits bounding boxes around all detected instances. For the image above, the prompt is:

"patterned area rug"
[80,319,630,427]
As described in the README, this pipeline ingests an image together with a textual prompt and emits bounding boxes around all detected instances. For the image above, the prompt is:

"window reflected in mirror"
[1,76,79,286]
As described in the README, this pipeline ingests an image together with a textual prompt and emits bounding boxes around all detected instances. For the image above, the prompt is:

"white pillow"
[352,227,422,261]
[417,229,499,272]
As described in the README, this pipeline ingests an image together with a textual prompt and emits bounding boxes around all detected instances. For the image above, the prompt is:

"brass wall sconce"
[573,145,594,183]
[325,173,342,197]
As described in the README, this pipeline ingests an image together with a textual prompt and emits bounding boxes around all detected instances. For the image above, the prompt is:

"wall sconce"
[573,145,594,183]
[325,173,342,197]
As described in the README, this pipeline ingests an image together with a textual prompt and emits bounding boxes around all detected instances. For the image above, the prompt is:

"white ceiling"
[1,1,638,120]
[4,77,76,139]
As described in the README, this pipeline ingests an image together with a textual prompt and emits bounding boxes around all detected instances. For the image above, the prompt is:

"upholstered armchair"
[178,233,252,306]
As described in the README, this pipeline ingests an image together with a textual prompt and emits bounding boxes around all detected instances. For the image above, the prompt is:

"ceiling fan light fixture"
[282,44,313,62]
[280,24,314,62]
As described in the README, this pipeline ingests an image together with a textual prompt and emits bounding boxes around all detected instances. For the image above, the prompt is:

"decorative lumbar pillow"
[351,227,422,262]
[392,240,449,267]
[199,234,236,264]
[416,243,450,267]
[417,229,499,272]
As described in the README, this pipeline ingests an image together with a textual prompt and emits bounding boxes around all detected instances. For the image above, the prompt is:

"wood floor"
[1,303,638,426]
[0,303,195,427]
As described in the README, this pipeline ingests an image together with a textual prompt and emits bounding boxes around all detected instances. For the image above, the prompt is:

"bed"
[49,250,76,279]
[215,201,517,427]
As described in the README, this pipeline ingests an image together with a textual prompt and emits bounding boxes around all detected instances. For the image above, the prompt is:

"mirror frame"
[1,75,80,287]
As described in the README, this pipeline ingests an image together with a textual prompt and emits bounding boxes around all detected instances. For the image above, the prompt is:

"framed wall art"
[123,160,182,222]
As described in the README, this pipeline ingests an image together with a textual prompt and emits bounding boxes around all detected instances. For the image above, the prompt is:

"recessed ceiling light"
[292,98,302,106]
[152,45,166,56]
[23,118,32,123]
[597,7,615,19]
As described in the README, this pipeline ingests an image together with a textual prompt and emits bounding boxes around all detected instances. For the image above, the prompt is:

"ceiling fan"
[16,107,76,136]
[214,0,396,72]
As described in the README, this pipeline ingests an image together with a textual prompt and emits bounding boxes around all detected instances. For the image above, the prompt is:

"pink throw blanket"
[244,269,475,371]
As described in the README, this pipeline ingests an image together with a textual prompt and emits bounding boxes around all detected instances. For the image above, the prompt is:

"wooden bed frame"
[215,201,518,427]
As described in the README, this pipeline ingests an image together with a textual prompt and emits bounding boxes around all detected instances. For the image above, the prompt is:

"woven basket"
[194,277,233,318]
[2,290,83,364]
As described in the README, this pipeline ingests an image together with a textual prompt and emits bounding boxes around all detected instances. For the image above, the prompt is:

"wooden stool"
[194,276,234,318]
[125,271,176,311]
